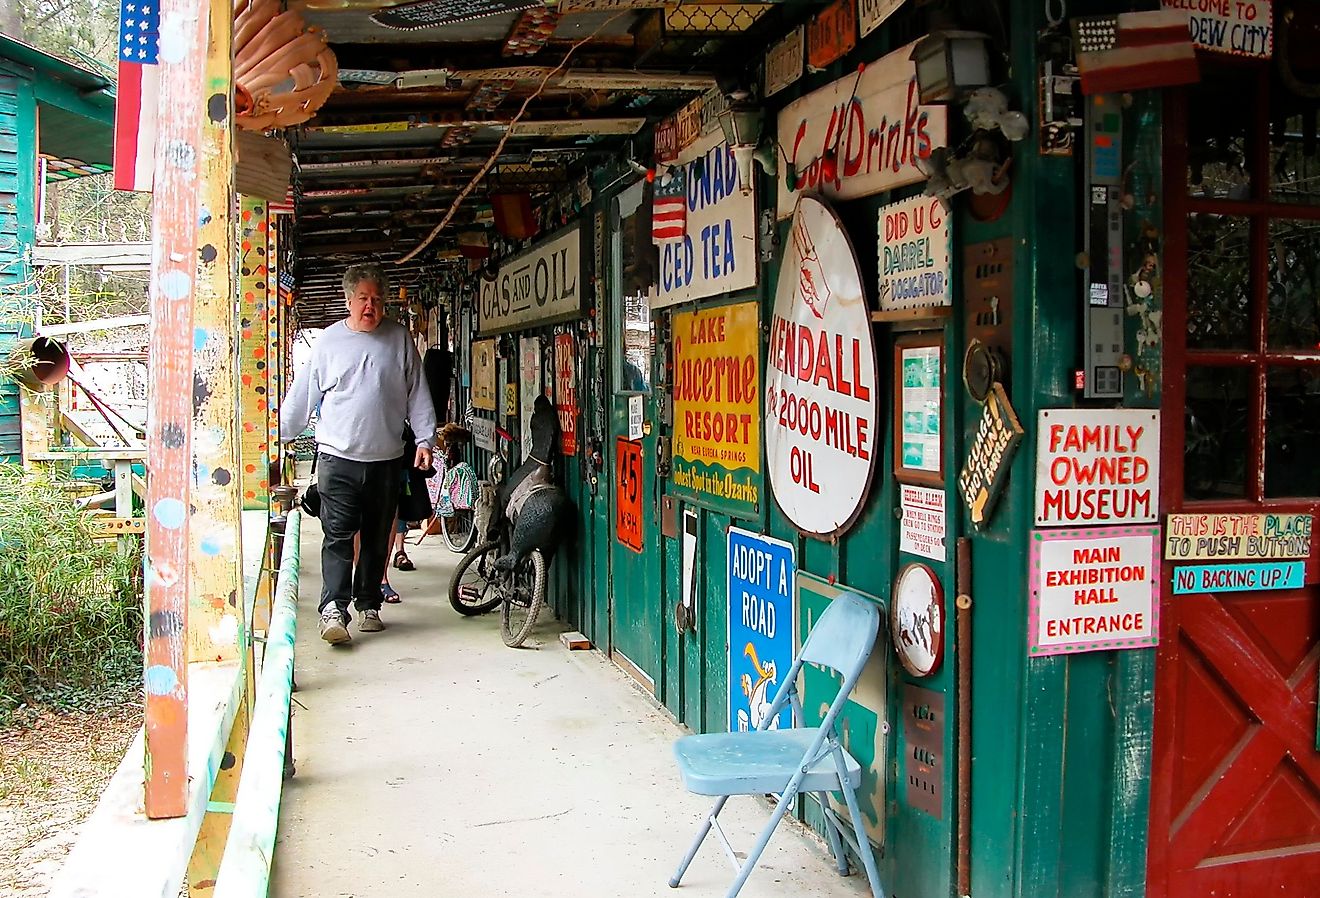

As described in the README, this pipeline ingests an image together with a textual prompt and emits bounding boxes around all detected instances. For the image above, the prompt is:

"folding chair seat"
[668,591,885,898]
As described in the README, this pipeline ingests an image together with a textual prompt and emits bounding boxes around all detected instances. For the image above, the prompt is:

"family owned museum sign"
[1035,408,1160,527]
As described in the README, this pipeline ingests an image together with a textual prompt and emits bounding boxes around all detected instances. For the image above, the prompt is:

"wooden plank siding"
[0,73,35,464]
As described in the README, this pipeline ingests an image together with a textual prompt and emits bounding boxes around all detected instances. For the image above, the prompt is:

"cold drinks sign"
[1034,409,1160,527]
[765,197,878,536]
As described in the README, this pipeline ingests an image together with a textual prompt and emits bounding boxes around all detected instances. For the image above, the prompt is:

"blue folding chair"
[668,591,885,898]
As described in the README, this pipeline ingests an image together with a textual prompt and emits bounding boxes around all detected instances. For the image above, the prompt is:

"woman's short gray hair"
[342,263,388,299]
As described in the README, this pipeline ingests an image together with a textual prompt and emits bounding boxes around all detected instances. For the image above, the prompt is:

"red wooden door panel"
[1150,59,1320,897]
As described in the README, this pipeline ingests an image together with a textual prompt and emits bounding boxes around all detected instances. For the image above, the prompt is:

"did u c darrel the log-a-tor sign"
[671,301,761,516]
[776,40,948,217]
[765,196,878,537]
[479,224,583,334]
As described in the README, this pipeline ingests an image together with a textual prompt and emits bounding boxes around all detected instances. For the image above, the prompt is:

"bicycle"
[447,455,545,647]
[421,440,478,554]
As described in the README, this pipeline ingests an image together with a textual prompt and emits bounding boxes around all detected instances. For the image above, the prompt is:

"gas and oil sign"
[765,196,878,537]
[671,302,761,516]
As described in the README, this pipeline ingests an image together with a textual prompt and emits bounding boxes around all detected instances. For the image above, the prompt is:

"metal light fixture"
[717,89,765,196]
[910,31,993,104]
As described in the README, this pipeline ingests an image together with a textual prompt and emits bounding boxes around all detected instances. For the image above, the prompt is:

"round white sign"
[765,196,879,536]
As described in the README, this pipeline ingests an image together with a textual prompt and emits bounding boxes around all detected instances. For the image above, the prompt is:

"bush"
[0,464,142,719]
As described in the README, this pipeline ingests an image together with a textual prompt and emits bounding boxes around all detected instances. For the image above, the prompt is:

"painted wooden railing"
[213,509,301,896]
[51,509,301,897]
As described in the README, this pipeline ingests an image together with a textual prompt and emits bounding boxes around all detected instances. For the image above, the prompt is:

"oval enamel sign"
[765,196,879,536]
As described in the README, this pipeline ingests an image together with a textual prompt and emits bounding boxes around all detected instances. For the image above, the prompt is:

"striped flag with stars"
[113,0,160,192]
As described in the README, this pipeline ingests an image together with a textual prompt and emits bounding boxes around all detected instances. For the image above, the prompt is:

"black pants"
[317,452,400,615]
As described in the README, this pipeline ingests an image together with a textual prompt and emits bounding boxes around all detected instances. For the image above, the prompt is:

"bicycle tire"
[448,542,503,616]
[501,549,546,648]
[439,507,478,553]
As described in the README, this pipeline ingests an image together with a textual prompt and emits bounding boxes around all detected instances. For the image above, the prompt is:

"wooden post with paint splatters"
[143,0,209,820]
[237,196,271,512]
[185,0,248,887]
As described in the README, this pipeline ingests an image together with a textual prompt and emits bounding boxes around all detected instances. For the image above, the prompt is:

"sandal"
[381,584,402,603]
[393,551,415,571]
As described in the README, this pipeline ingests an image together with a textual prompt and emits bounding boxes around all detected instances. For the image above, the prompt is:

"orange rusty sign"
[806,0,857,70]
[616,437,644,552]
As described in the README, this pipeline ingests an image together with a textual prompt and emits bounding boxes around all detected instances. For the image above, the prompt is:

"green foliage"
[0,464,142,722]
[13,0,122,67]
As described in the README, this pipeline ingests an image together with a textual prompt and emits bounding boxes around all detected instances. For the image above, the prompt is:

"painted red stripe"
[1079,50,1199,95]
[113,60,143,192]
[1119,26,1190,48]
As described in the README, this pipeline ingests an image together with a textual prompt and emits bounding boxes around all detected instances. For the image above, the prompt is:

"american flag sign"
[113,0,161,192]
[652,167,687,243]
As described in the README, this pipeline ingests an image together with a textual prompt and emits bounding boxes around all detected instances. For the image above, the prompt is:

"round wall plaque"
[764,196,880,537]
[891,562,945,677]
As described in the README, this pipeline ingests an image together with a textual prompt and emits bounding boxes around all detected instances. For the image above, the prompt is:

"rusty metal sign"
[675,98,703,152]
[902,684,944,818]
[806,0,857,71]
[765,25,804,97]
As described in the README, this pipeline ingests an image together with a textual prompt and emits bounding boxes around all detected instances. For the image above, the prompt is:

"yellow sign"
[671,301,761,513]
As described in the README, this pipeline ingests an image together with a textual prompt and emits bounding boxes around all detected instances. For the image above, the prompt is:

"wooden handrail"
[214,510,302,897]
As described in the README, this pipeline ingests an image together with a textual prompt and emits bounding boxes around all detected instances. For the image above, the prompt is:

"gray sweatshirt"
[280,318,437,462]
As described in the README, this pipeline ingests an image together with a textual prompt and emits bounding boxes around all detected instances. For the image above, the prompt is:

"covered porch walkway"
[271,521,871,898]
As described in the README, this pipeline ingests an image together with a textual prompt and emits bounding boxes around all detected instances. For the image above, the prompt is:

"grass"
[0,463,142,723]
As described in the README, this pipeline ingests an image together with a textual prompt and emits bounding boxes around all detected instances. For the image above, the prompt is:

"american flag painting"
[113,0,160,192]
[1072,10,1199,96]
[652,168,687,242]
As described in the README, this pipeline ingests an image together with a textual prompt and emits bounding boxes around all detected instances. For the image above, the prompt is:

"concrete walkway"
[271,520,871,898]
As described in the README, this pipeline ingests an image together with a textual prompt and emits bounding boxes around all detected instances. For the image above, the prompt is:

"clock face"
[891,563,944,677]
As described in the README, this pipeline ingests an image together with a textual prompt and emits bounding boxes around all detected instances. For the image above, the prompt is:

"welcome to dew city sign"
[1035,408,1160,527]
[653,130,758,310]
[765,197,878,536]
[775,40,948,217]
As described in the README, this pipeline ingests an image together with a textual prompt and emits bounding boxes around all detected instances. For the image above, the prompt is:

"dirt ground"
[0,704,141,896]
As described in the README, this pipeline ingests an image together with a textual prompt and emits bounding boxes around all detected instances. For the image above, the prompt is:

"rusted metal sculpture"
[234,0,338,130]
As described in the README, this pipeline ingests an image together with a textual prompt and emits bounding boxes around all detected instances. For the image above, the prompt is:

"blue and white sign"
[653,128,758,310]
[1172,561,1304,595]
[728,528,796,732]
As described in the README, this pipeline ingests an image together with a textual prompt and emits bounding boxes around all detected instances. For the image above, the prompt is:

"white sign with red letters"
[775,41,947,217]
[765,196,878,536]
[1035,408,1160,527]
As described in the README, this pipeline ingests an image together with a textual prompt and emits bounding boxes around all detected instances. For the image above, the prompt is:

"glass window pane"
[1269,114,1320,205]
[1188,214,1252,350]
[1185,366,1250,501]
[1187,69,1253,200]
[620,292,652,392]
[1265,367,1320,498]
[1267,218,1320,350]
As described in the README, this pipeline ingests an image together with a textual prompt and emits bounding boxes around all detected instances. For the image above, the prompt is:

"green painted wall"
[0,72,36,464]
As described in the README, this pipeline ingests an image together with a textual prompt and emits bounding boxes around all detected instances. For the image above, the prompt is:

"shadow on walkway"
[271,519,871,898]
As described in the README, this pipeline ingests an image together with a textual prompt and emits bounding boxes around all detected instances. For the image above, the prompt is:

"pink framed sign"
[1028,526,1160,657]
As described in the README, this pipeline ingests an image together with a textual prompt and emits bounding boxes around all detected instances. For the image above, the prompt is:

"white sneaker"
[358,608,385,632]
[319,607,350,645]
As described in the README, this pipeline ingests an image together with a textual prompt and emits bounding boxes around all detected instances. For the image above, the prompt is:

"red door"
[1149,61,1320,896]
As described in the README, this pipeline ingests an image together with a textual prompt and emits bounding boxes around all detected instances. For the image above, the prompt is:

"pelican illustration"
[741,643,780,730]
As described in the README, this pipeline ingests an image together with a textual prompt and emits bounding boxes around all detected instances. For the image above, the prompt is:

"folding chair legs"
[817,792,849,876]
[669,796,729,888]
[834,747,885,898]
[669,788,801,898]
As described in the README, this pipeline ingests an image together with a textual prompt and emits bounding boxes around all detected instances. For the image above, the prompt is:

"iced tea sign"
[765,197,878,536]
[1035,409,1160,527]
[1029,526,1160,656]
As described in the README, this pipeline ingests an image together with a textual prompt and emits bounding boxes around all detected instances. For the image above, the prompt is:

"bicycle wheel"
[501,549,546,648]
[448,542,503,616]
[439,507,478,553]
